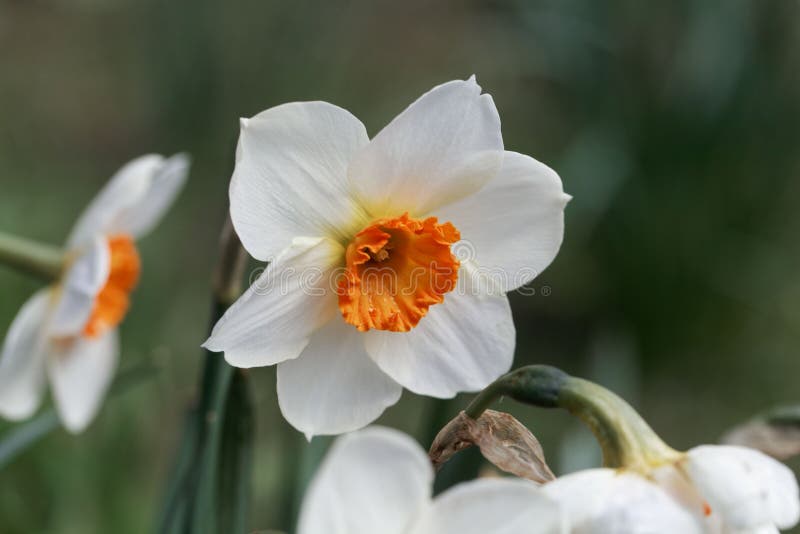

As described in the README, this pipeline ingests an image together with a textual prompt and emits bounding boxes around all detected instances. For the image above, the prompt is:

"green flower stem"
[158,216,252,534]
[0,230,64,281]
[464,365,680,472]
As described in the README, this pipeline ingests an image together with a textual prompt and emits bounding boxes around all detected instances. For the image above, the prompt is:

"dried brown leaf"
[722,421,800,460]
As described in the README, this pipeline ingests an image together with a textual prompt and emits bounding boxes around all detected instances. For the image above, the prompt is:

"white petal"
[113,153,190,239]
[277,319,402,438]
[543,469,615,526]
[203,237,344,368]
[349,77,503,217]
[686,445,800,530]
[230,102,370,261]
[433,151,570,292]
[411,478,566,534]
[590,478,705,534]
[543,469,704,534]
[66,154,164,247]
[297,426,432,534]
[364,284,515,398]
[650,463,714,526]
[47,329,119,433]
[0,289,52,420]
[743,526,780,534]
[49,236,110,337]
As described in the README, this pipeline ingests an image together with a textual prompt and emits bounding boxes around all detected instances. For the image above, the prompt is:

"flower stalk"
[159,216,253,534]
[464,365,681,473]
[0,230,64,281]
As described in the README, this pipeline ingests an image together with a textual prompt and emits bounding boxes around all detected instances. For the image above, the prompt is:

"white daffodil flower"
[204,77,570,438]
[0,154,189,433]
[543,445,800,533]
[297,426,566,534]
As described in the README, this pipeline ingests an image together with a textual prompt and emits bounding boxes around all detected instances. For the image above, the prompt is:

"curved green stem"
[465,365,680,472]
[0,231,64,281]
[465,365,566,419]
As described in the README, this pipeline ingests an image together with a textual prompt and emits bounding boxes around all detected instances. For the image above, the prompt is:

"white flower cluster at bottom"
[298,427,799,534]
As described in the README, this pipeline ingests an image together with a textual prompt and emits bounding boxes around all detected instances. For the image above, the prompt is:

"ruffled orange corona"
[83,235,141,338]
[338,214,460,332]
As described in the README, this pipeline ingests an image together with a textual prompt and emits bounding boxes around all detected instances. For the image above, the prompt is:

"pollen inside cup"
[337,213,460,332]
[83,235,141,338]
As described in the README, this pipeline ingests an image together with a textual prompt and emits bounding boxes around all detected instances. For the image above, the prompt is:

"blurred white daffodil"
[0,154,189,433]
[544,444,799,533]
[297,426,566,534]
[204,77,570,438]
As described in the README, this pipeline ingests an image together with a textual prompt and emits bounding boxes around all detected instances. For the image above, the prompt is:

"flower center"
[337,213,460,332]
[83,235,141,338]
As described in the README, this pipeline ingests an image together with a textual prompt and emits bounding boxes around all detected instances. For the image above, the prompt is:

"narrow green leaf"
[156,407,200,534]
[217,370,254,532]
[188,350,234,533]
[158,219,252,534]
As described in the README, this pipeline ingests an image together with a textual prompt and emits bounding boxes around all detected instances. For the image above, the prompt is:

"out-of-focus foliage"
[0,0,799,532]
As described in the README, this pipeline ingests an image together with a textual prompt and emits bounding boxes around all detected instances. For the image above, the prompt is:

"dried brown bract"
[429,410,555,484]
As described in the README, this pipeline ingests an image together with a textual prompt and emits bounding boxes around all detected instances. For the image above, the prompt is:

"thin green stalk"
[0,359,159,470]
[0,412,58,470]
[188,346,235,532]
[0,230,64,281]
[156,407,200,533]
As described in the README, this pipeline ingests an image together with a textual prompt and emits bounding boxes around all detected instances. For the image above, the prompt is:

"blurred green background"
[1,0,799,531]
